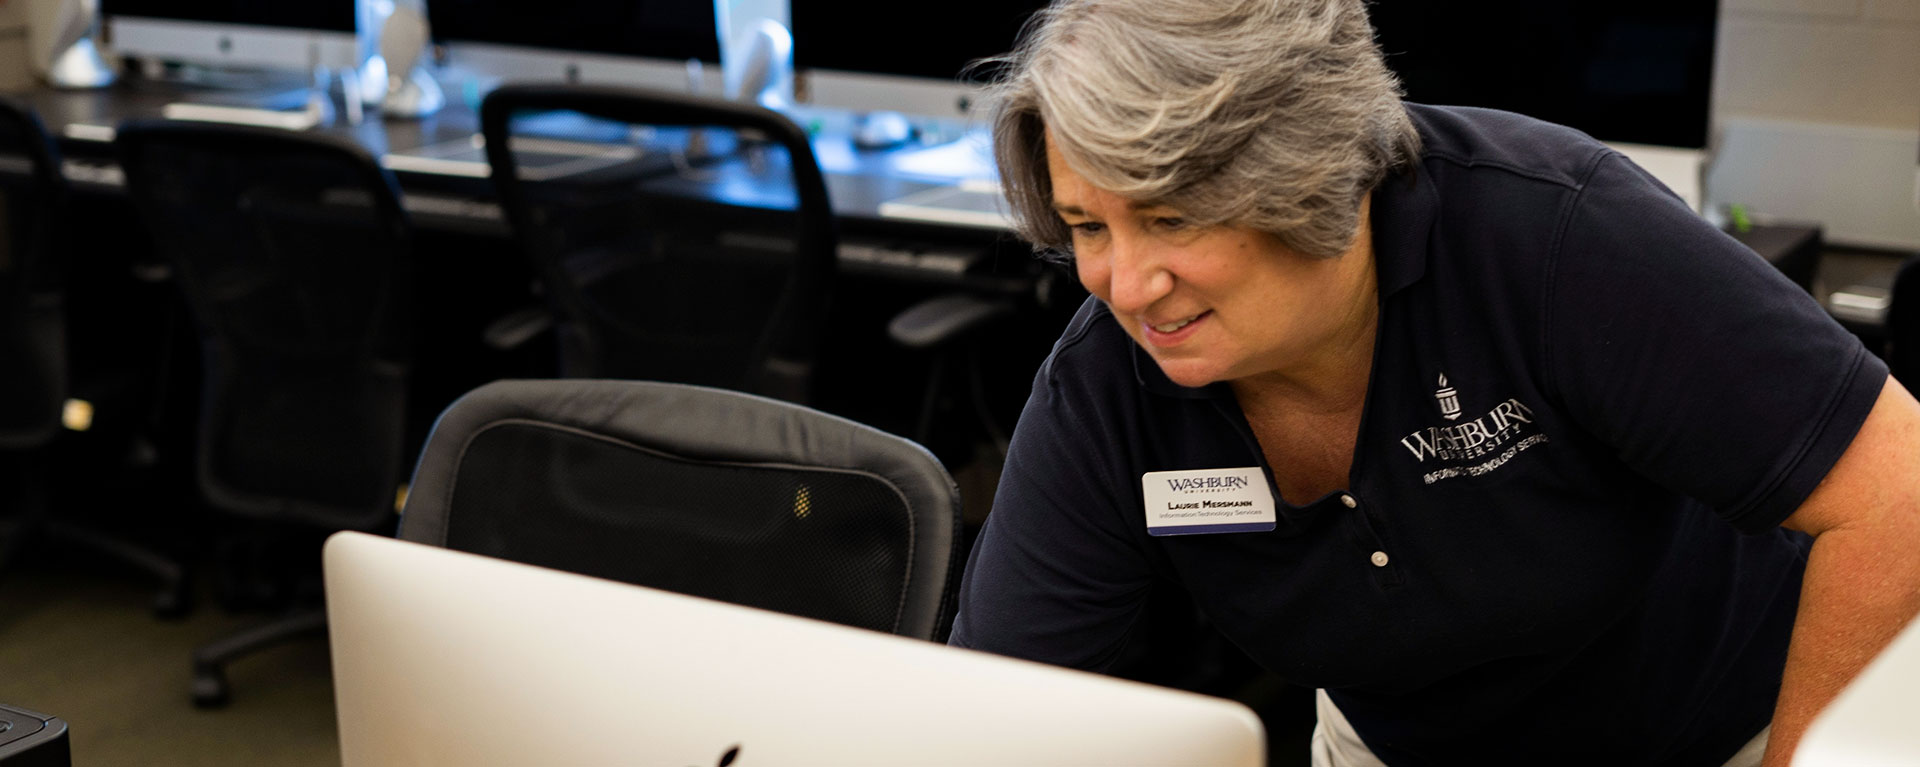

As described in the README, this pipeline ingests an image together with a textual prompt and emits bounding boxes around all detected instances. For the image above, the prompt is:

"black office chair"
[1885,255,1920,389]
[397,379,962,641]
[0,97,190,616]
[480,84,835,403]
[115,121,414,706]
[0,704,69,767]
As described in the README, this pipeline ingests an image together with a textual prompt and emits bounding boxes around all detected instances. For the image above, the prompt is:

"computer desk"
[6,76,1054,300]
[6,74,1075,446]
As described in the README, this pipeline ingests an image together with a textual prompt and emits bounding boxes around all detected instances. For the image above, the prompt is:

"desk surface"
[8,79,1011,236]
[6,77,1042,294]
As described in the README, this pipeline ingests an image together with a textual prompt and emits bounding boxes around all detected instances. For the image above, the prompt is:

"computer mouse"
[852,111,915,150]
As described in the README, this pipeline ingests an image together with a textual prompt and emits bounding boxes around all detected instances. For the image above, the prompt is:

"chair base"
[41,519,193,618]
[0,456,193,619]
[190,607,328,708]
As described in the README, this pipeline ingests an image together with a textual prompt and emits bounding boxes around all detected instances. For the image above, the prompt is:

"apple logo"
[689,745,741,767]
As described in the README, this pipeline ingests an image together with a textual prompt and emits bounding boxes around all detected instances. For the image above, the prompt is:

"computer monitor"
[1368,1,1718,210]
[1366,1,1717,151]
[790,0,1046,119]
[101,0,359,71]
[324,532,1266,766]
[1793,611,1920,764]
[427,0,721,90]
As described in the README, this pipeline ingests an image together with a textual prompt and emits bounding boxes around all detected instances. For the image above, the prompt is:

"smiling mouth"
[1152,315,1198,332]
[1151,313,1204,333]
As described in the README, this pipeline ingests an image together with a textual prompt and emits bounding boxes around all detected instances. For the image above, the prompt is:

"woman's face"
[1047,137,1377,389]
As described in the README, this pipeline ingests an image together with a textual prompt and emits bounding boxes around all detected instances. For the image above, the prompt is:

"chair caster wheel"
[192,669,230,708]
[154,584,193,620]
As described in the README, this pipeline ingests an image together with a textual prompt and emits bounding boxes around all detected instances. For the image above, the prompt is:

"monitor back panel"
[324,532,1265,767]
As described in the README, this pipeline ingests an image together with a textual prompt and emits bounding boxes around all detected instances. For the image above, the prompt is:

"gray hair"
[985,0,1421,259]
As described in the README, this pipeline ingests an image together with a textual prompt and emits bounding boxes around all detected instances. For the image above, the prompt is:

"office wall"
[0,1,31,91]
[1708,0,1920,249]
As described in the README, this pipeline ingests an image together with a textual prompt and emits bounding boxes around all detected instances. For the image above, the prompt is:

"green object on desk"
[1729,203,1753,234]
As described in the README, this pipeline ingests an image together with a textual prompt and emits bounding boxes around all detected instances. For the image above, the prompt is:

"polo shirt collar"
[1131,166,1438,399]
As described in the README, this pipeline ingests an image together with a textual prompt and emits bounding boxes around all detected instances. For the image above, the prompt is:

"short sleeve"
[1545,152,1886,532]
[947,309,1158,670]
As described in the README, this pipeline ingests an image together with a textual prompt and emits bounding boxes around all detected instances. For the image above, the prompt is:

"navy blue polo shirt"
[949,104,1886,765]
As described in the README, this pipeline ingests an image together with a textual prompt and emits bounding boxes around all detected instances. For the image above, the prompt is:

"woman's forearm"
[1762,524,1920,766]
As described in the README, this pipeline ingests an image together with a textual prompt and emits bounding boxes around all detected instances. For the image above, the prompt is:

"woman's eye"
[1069,222,1106,236]
[1154,217,1189,230]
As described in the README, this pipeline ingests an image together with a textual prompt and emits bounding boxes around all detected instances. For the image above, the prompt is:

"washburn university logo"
[1400,374,1549,485]
[1434,374,1462,421]
[1165,475,1250,494]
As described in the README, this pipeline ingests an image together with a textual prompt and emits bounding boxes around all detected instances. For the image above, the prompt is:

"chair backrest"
[481,84,837,404]
[1887,255,1920,390]
[0,97,69,450]
[114,121,413,531]
[396,379,961,641]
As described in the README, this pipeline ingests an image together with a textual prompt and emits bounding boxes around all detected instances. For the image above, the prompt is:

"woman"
[946,1,1920,765]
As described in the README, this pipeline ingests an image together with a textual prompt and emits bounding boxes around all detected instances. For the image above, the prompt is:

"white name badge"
[1142,467,1277,536]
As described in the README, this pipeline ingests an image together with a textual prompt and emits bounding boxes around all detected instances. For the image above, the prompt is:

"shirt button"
[1340,494,1358,509]
[1370,551,1390,567]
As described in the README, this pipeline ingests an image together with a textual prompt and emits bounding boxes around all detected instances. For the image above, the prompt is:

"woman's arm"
[1764,375,1920,766]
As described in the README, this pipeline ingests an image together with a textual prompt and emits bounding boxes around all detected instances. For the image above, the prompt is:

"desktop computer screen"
[426,0,721,88]
[101,0,352,32]
[102,0,359,69]
[324,532,1267,766]
[427,0,721,63]
[1367,1,1717,150]
[790,0,1046,117]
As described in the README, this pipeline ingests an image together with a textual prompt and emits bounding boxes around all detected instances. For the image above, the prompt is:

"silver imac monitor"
[101,1,359,70]
[324,531,1267,766]
[1792,612,1920,765]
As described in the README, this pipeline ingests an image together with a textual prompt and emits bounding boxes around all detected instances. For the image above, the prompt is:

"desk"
[4,76,1075,454]
[8,78,1052,296]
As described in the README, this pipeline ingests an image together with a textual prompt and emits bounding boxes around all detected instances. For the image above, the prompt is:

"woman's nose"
[1101,233,1173,315]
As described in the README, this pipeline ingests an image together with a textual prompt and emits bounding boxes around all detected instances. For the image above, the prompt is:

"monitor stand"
[851,110,915,150]
[44,37,116,89]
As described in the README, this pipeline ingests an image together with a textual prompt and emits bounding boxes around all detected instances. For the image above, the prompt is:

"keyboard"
[877,179,1011,230]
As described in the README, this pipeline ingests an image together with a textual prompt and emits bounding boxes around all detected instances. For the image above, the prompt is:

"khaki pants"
[1309,688,1771,767]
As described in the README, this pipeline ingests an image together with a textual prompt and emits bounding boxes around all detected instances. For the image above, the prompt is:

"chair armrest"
[482,306,554,351]
[887,293,1016,350]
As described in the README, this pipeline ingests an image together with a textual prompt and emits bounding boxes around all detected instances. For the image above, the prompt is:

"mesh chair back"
[0,98,68,449]
[115,122,412,531]
[482,84,836,403]
[398,379,960,640]
[1889,256,1920,389]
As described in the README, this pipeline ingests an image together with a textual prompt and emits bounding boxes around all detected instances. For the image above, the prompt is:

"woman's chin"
[1150,357,1230,389]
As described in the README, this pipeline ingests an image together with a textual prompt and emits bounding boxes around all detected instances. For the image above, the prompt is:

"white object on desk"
[62,122,116,143]
[1828,286,1894,326]
[889,129,996,181]
[382,134,492,178]
[161,98,326,131]
[879,182,1012,230]
[324,531,1266,767]
[1794,614,1920,765]
[382,135,641,181]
